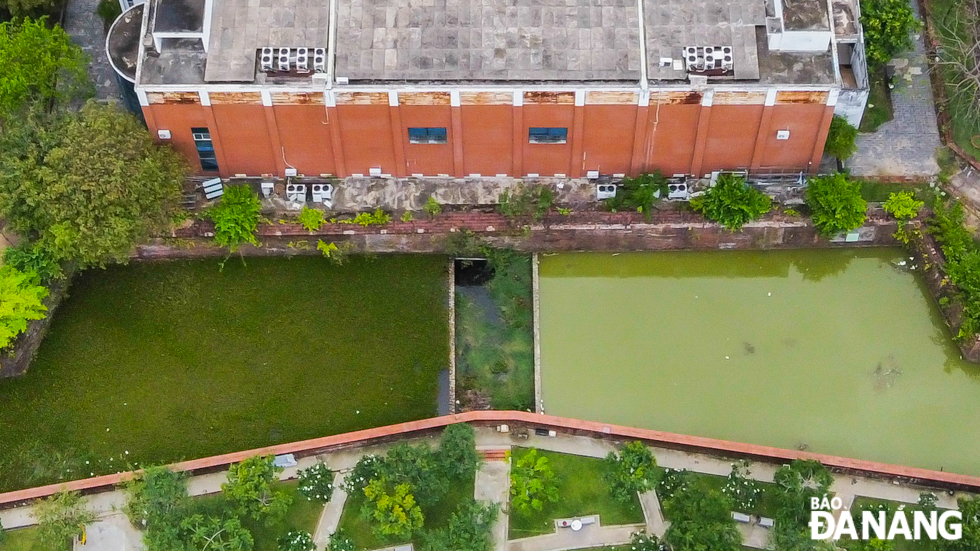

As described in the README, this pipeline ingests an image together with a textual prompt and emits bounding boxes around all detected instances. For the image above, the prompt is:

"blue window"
[407,127,448,144]
[528,127,568,144]
[191,127,218,171]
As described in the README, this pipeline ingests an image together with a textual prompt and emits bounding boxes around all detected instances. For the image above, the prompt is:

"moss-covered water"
[539,249,980,475]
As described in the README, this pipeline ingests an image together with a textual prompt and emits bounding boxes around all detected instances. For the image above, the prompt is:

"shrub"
[508,448,558,516]
[805,173,867,237]
[297,463,334,502]
[33,491,95,551]
[604,172,671,217]
[860,0,921,67]
[883,191,924,219]
[209,185,261,251]
[122,466,188,531]
[722,461,761,511]
[181,514,253,551]
[691,173,771,231]
[603,441,659,503]
[0,265,49,350]
[327,530,359,551]
[824,116,858,160]
[278,531,314,551]
[771,459,834,550]
[443,229,487,258]
[222,455,291,525]
[298,206,325,232]
[424,196,442,217]
[3,242,62,281]
[421,500,498,551]
[438,423,480,481]
[316,240,353,265]
[626,532,668,551]
[498,183,554,224]
[96,0,122,28]
[662,478,742,551]
[362,480,424,540]
[400,211,414,223]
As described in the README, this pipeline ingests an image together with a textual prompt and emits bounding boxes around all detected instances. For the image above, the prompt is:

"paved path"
[507,522,643,551]
[637,490,669,536]
[62,0,117,100]
[312,472,348,551]
[848,0,941,178]
[475,454,511,551]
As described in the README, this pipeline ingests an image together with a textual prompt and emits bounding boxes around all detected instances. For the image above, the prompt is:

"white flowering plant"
[297,463,334,503]
[722,460,761,511]
[327,529,359,551]
[277,530,314,551]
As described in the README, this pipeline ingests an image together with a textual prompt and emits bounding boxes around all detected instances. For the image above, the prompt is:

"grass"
[860,67,895,133]
[455,252,534,410]
[0,255,450,492]
[508,449,645,539]
[857,181,935,203]
[0,528,39,551]
[336,473,476,549]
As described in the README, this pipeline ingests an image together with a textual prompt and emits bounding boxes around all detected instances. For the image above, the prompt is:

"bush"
[824,116,858,160]
[424,196,442,217]
[297,463,334,503]
[603,441,659,503]
[860,0,921,67]
[209,185,261,251]
[805,173,867,237]
[0,265,49,351]
[883,191,924,219]
[928,199,980,338]
[421,500,498,551]
[438,423,480,481]
[722,461,761,511]
[298,206,325,232]
[626,532,669,551]
[278,531,314,551]
[690,173,771,231]
[509,448,558,516]
[604,172,670,217]
[3,242,62,281]
[33,491,95,551]
[222,455,291,525]
[327,530,359,551]
[498,183,554,224]
[662,478,742,551]
[362,480,424,540]
[338,208,390,226]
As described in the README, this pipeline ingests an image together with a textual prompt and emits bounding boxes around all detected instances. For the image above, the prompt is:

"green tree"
[508,448,559,516]
[824,116,858,160]
[771,460,834,551]
[939,496,980,551]
[860,0,922,67]
[222,456,291,525]
[0,102,185,267]
[362,480,424,540]
[209,185,261,251]
[805,173,867,237]
[883,191,924,219]
[691,173,771,231]
[373,444,449,508]
[123,466,190,551]
[437,423,480,481]
[0,265,48,350]
[0,18,91,116]
[33,490,96,551]
[181,514,253,551]
[603,441,659,504]
[661,478,741,551]
[421,500,498,551]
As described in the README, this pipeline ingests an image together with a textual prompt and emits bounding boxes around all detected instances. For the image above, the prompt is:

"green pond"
[539,249,980,476]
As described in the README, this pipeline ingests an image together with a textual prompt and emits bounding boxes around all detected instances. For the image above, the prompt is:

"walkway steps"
[481,449,509,461]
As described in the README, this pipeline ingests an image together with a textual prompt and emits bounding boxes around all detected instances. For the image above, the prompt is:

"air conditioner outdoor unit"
[277,48,290,71]
[260,47,274,71]
[683,46,703,71]
[667,182,690,201]
[721,46,734,70]
[285,183,307,202]
[313,48,326,72]
[596,183,617,200]
[311,184,333,207]
[260,181,274,198]
[295,47,309,71]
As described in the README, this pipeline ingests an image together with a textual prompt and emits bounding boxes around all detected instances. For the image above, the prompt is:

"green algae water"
[539,249,980,476]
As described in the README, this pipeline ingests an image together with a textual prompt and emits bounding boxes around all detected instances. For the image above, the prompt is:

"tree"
[372,444,448,508]
[691,173,771,231]
[824,116,858,160]
[123,466,191,551]
[437,423,480,481]
[421,500,498,551]
[933,0,980,122]
[661,478,742,551]
[938,496,980,551]
[0,102,186,268]
[222,456,291,525]
[508,448,559,516]
[0,18,90,117]
[771,460,834,551]
[883,191,924,219]
[860,0,922,67]
[181,514,253,551]
[361,480,424,540]
[209,185,261,251]
[805,173,867,237]
[0,265,48,350]
[722,460,761,511]
[603,441,659,503]
[33,490,96,551]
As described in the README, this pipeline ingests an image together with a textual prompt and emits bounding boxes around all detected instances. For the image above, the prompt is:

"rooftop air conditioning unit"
[683,46,702,71]
[721,46,734,71]
[311,183,333,207]
[596,183,617,200]
[260,47,274,71]
[704,46,721,70]
[285,183,307,203]
[295,47,309,71]
[667,181,690,201]
[313,48,326,72]
[277,48,291,71]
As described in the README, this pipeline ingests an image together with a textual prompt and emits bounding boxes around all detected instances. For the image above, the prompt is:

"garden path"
[312,473,348,550]
[506,522,643,551]
[475,450,511,551]
[637,490,668,536]
[62,0,117,100]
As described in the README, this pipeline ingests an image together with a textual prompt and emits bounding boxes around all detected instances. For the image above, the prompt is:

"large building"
[107,0,870,180]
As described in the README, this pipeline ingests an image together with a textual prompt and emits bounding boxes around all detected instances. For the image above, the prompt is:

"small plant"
[298,206,325,232]
[556,207,572,216]
[209,185,261,251]
[400,211,414,223]
[508,448,559,516]
[805,173,867,237]
[883,191,924,220]
[783,208,800,217]
[297,463,334,502]
[3,242,62,281]
[327,530,359,551]
[498,183,554,224]
[443,230,488,258]
[0,265,49,351]
[317,240,353,265]
[722,461,761,511]
[33,491,96,551]
[605,172,670,217]
[424,196,442,217]
[278,531,315,551]
[339,208,391,226]
[824,116,858,160]
[690,174,771,231]
[603,441,660,503]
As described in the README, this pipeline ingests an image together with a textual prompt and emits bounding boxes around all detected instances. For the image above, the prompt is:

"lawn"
[336,472,476,549]
[0,528,39,551]
[0,255,450,492]
[508,449,645,539]
[857,180,934,203]
[859,67,894,133]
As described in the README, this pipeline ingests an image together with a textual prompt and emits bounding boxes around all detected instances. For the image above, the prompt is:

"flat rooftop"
[133,0,840,86]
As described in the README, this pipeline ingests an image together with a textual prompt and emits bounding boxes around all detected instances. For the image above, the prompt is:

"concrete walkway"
[62,0,117,100]
[508,522,643,551]
[848,0,941,177]
[312,472,348,551]
[475,454,511,551]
